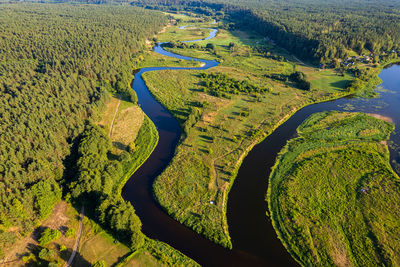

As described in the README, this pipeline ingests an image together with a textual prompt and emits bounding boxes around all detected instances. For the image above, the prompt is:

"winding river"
[122,23,400,266]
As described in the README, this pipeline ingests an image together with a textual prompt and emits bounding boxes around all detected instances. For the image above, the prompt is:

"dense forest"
[8,0,400,63]
[0,4,167,256]
[130,0,400,63]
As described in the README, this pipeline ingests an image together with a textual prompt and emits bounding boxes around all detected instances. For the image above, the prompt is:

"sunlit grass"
[268,111,400,266]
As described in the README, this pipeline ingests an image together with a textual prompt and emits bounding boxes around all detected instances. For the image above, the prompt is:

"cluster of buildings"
[341,50,397,67]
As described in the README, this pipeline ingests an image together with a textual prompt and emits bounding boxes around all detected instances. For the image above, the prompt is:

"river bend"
[122,23,400,266]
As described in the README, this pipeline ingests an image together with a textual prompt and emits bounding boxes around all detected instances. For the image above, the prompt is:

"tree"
[206,43,215,50]
[38,248,56,261]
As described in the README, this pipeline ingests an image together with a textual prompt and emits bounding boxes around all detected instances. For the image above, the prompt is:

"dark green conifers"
[0,4,167,253]
[132,0,400,63]
[70,116,159,250]
[268,111,400,266]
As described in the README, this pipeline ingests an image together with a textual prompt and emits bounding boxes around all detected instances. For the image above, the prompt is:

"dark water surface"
[122,24,400,266]
[227,64,400,263]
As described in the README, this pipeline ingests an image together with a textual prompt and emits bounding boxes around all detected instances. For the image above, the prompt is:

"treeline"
[228,2,400,63]
[19,1,400,63]
[70,125,145,249]
[131,0,400,63]
[0,4,166,256]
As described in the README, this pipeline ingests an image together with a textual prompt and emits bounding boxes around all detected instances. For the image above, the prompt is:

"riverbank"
[123,12,400,266]
[267,111,400,266]
[143,15,356,248]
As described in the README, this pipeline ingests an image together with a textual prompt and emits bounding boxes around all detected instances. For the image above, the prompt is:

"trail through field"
[66,206,84,267]
[109,99,121,138]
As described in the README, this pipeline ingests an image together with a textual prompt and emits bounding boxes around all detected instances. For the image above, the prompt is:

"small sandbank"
[367,113,394,123]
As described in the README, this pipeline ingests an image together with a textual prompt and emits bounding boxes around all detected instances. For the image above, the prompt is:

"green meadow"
[142,17,356,247]
[268,111,400,266]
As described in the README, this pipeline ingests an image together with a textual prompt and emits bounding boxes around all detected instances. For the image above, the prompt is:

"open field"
[98,95,145,154]
[111,103,144,152]
[123,251,161,267]
[164,27,295,62]
[143,17,355,247]
[77,218,131,266]
[268,111,400,266]
[136,51,201,68]
[157,27,213,43]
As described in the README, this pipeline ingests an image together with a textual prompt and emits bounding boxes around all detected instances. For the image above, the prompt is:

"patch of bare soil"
[2,202,79,266]
[367,113,394,123]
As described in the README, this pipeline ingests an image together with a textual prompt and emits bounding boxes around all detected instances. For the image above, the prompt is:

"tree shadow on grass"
[199,135,213,143]
[61,248,92,267]
[112,141,128,152]
[330,79,352,90]
[18,244,91,267]
[172,108,190,123]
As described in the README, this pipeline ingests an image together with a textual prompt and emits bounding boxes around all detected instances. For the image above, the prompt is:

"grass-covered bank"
[142,14,356,248]
[268,111,400,266]
[114,115,159,194]
[66,90,198,265]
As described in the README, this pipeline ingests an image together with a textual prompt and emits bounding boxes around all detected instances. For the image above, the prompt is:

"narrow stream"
[122,23,400,266]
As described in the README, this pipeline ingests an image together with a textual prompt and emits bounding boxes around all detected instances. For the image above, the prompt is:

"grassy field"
[157,27,212,43]
[268,111,400,266]
[142,16,355,248]
[77,215,198,267]
[114,115,159,193]
[77,218,131,266]
[122,251,162,267]
[136,51,201,68]
[163,27,295,62]
[98,95,144,154]
[97,93,159,193]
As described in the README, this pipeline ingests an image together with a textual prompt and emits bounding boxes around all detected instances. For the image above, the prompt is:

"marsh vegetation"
[268,111,400,266]
[142,15,357,247]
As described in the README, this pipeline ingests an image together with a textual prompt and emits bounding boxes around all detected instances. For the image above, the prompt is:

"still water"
[122,24,400,266]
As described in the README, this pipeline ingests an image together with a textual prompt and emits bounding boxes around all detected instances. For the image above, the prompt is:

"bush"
[97,197,145,250]
[39,228,61,246]
[65,228,76,238]
[206,43,215,50]
[22,253,35,263]
[92,260,107,267]
[200,72,267,97]
[38,248,56,261]
[128,141,137,153]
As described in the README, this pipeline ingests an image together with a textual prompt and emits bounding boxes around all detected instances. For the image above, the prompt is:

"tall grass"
[268,111,400,266]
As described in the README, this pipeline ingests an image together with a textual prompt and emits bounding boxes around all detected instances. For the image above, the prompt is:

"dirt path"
[109,99,121,138]
[66,206,84,267]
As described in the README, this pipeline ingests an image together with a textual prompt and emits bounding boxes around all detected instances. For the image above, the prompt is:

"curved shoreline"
[266,111,398,266]
[122,17,400,266]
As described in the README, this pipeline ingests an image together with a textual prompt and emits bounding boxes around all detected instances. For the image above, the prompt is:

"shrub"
[38,248,56,261]
[92,260,107,267]
[39,228,61,246]
[65,228,76,238]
